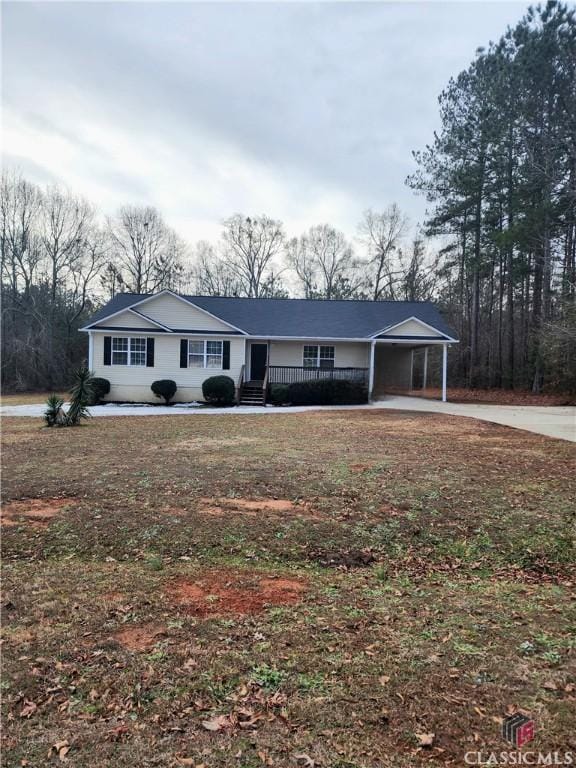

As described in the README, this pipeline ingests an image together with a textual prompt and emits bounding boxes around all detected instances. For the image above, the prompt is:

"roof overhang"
[80,289,248,335]
[370,315,458,342]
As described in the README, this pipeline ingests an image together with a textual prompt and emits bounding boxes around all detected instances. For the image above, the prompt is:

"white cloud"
[3,1,527,244]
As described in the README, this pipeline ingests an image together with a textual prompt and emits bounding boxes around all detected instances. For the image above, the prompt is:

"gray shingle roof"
[83,292,458,340]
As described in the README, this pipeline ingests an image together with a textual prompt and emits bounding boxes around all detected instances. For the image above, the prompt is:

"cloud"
[2,1,526,243]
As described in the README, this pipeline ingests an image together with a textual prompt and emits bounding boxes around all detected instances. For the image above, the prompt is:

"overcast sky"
[3,1,527,244]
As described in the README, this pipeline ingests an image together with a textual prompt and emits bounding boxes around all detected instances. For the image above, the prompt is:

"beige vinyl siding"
[384,318,443,337]
[268,341,370,368]
[136,294,236,332]
[92,333,245,402]
[373,346,412,393]
[93,310,158,329]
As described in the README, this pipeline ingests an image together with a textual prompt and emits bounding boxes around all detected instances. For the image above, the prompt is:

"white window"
[112,337,147,366]
[112,337,128,365]
[303,345,335,368]
[188,339,223,369]
[206,340,223,368]
[188,340,205,368]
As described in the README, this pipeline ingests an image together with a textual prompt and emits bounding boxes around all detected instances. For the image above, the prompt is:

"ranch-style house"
[81,290,458,405]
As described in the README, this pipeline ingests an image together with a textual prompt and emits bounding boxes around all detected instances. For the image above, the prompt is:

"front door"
[250,343,268,381]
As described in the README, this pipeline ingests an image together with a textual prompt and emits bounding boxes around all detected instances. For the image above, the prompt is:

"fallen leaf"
[293,754,314,767]
[378,675,390,686]
[201,714,229,732]
[50,740,70,761]
[415,733,435,747]
[543,681,557,690]
[19,700,37,718]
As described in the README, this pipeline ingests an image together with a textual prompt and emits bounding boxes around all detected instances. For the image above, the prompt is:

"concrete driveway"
[1,396,574,442]
[378,395,576,442]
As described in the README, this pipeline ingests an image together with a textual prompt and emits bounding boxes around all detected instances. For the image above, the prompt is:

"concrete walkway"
[1,396,574,442]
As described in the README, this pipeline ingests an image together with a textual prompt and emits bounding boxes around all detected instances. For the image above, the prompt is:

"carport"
[368,338,451,402]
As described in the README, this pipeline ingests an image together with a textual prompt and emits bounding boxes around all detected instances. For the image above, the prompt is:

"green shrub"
[151,379,177,405]
[90,377,110,405]
[287,378,368,406]
[44,394,66,427]
[66,367,94,425]
[202,375,235,405]
[268,383,289,405]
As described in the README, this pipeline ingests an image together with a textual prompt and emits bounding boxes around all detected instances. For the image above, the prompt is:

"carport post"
[368,340,375,400]
[442,344,448,402]
[422,347,428,390]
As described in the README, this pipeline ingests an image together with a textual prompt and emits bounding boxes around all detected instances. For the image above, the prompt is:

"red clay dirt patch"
[113,624,167,652]
[167,569,307,617]
[195,497,325,521]
[0,497,77,528]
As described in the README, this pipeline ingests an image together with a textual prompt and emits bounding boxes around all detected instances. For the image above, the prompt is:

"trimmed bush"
[268,383,290,405]
[202,375,235,406]
[151,379,177,405]
[90,377,110,405]
[287,378,368,406]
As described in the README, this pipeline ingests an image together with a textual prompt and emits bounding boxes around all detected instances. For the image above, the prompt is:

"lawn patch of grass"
[2,411,575,766]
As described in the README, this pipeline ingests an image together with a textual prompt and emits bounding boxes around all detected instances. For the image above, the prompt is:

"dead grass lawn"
[1,411,575,767]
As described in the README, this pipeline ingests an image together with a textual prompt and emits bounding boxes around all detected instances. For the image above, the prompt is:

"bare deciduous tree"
[107,205,185,294]
[41,186,95,301]
[358,205,408,300]
[1,172,43,295]
[396,235,440,301]
[189,241,242,296]
[221,214,285,297]
[287,224,364,299]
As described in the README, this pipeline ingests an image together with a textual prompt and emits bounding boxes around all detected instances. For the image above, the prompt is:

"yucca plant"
[44,394,66,427]
[66,367,95,426]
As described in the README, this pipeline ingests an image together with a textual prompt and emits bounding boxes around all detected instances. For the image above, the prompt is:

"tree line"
[2,2,574,393]
[408,1,576,392]
[1,173,431,390]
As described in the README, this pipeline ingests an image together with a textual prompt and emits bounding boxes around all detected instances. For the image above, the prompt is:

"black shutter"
[146,338,154,367]
[180,339,188,368]
[104,336,111,365]
[222,340,230,370]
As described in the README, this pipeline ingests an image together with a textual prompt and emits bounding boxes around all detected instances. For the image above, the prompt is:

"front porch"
[238,338,452,405]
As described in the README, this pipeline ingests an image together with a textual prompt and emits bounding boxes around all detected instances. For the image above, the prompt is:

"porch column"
[442,343,448,402]
[368,340,376,400]
[88,331,93,370]
[422,347,428,390]
[410,349,414,391]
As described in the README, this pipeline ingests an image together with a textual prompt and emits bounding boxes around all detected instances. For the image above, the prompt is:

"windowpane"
[189,341,203,355]
[303,345,318,368]
[319,346,335,368]
[188,340,204,368]
[206,341,222,356]
[112,337,128,365]
[206,341,223,369]
[129,337,147,366]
